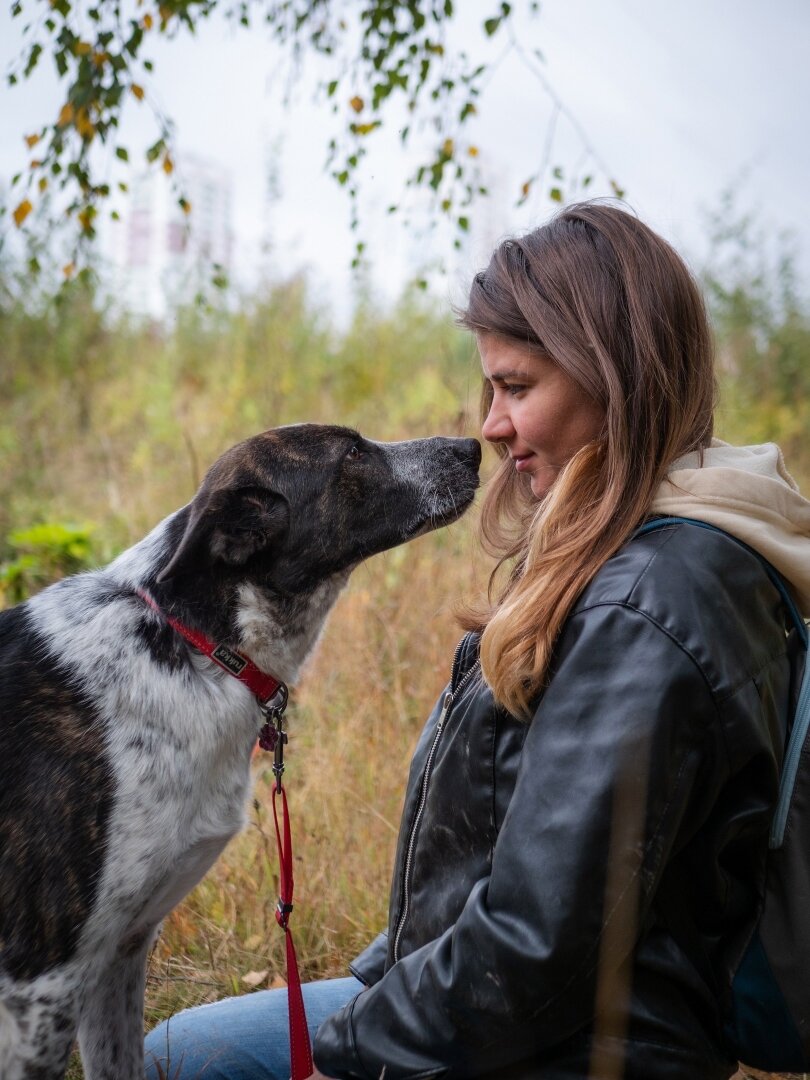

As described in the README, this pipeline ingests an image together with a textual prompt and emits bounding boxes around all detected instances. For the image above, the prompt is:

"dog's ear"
[156,487,289,582]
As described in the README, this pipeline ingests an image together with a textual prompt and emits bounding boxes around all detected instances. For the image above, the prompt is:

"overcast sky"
[1,0,808,318]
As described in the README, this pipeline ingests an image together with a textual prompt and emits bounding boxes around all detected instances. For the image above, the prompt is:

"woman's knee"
[144,977,363,1079]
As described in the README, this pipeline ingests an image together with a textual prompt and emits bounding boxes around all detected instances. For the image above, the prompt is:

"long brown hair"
[459,202,715,717]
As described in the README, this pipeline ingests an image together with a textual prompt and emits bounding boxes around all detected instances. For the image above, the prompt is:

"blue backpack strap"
[636,515,809,849]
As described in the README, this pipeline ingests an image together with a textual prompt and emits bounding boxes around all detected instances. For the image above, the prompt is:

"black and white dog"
[0,423,480,1080]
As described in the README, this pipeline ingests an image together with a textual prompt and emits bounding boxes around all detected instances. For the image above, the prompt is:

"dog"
[0,423,480,1080]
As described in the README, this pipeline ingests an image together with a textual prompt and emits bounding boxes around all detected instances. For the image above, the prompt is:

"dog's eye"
[346,444,362,460]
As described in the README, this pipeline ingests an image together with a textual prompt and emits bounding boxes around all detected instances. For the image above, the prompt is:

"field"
[1,250,808,1078]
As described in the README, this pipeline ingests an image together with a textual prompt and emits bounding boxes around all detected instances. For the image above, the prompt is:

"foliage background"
[1,202,808,1079]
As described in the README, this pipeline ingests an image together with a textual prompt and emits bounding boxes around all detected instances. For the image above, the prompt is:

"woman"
[145,203,810,1078]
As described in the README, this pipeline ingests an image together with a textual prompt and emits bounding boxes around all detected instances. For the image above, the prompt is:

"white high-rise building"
[112,153,233,319]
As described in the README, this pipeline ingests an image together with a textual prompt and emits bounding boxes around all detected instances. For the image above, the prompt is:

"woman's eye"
[504,383,526,396]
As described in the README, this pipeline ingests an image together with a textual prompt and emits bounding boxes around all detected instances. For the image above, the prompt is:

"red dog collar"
[134,587,286,710]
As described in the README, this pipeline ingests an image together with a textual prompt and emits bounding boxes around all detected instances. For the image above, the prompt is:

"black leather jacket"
[314,522,803,1079]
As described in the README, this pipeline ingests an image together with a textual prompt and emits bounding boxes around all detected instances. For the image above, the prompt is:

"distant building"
[113,153,233,319]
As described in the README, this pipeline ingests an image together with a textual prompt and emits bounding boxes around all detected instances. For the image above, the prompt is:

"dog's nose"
[449,438,482,469]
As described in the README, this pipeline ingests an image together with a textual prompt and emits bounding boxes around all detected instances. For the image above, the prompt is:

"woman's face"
[479,334,605,499]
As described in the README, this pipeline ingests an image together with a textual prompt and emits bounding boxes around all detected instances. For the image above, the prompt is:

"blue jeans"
[144,976,363,1079]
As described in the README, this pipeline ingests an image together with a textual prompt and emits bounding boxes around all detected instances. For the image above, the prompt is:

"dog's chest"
[71,654,263,953]
[21,577,272,963]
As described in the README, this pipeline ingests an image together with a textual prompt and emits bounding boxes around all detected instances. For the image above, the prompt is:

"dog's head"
[155,425,480,592]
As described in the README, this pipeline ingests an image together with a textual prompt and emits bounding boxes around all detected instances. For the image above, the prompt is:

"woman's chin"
[529,475,551,499]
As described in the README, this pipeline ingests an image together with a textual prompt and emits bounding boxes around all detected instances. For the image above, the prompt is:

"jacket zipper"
[392,645,481,961]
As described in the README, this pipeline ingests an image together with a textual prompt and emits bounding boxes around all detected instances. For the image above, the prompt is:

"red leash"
[272,756,314,1080]
[135,589,314,1080]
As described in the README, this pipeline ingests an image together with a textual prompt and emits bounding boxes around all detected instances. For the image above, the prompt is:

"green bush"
[0,522,97,605]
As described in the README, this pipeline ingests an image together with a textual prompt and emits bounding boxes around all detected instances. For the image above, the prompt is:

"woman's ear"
[156,487,289,582]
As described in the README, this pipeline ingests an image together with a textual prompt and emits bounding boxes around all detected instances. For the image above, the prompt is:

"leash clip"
[258,683,289,792]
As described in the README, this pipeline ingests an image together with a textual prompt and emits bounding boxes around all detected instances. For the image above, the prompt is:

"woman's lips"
[513,454,534,472]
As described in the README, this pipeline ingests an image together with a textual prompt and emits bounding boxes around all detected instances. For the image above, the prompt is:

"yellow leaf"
[521,180,531,197]
[93,50,109,67]
[351,122,378,136]
[442,138,454,158]
[29,159,42,168]
[75,108,95,140]
[349,95,364,113]
[467,145,479,158]
[142,12,153,28]
[13,199,32,227]
[179,197,192,215]
[162,155,174,175]
[57,102,75,127]
[131,83,145,101]
[24,133,40,149]
[78,207,96,231]
[74,40,91,56]
[38,177,48,193]
[241,969,269,989]
[63,262,76,279]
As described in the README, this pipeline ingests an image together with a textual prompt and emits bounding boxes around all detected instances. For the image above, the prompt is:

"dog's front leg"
[77,928,156,1080]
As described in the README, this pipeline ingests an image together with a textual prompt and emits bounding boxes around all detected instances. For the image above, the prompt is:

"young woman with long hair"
[146,202,810,1079]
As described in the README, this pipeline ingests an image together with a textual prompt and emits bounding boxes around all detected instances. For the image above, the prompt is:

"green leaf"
[146,138,165,163]
[484,16,501,36]
[115,146,129,162]
[549,186,563,203]
[23,42,43,78]
[327,79,338,96]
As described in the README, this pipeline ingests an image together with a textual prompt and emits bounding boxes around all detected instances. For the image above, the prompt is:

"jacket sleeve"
[314,602,724,1078]
[348,931,389,987]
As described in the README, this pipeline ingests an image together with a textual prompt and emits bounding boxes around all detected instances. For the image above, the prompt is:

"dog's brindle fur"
[0,424,480,1079]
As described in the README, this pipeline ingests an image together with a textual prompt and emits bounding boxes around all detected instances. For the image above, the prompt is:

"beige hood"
[651,440,810,617]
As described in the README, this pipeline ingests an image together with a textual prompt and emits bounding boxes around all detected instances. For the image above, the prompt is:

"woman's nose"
[482,398,513,443]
